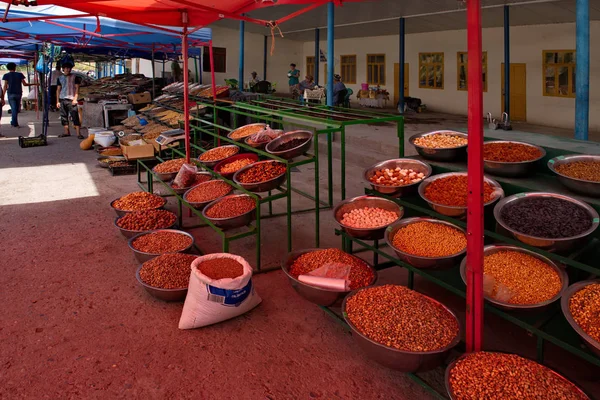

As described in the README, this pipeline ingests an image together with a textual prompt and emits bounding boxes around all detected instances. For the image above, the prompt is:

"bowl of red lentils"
[561,279,600,357]
[136,253,199,302]
[111,191,166,217]
[114,209,178,238]
[282,248,377,306]
[459,245,568,311]
[233,160,287,193]
[213,153,259,179]
[203,194,257,230]
[128,229,195,263]
[409,130,468,161]
[418,172,504,218]
[364,158,432,198]
[333,196,404,240]
[183,180,234,210]
[227,123,267,142]
[548,154,600,197]
[198,145,240,168]
[445,351,590,400]
[343,284,461,372]
[482,140,546,177]
[385,217,467,269]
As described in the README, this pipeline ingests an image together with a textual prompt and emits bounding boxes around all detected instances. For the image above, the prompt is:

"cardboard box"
[121,141,155,160]
[128,92,152,105]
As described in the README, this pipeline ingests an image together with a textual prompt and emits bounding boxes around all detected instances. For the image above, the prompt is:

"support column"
[504,5,510,119]
[209,41,217,101]
[315,28,320,85]
[239,19,245,90]
[326,2,334,107]
[263,35,268,81]
[466,0,484,353]
[575,0,589,140]
[399,17,405,114]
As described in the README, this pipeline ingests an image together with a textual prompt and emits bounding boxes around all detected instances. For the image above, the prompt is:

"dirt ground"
[1,107,598,399]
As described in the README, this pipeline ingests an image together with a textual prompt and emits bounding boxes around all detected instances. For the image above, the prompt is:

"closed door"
[393,63,409,105]
[501,63,527,121]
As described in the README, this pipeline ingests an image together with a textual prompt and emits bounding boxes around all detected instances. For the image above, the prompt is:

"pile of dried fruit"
[392,221,466,257]
[556,160,600,182]
[424,175,496,207]
[219,158,255,174]
[205,196,256,219]
[154,158,186,174]
[272,138,308,152]
[139,253,198,289]
[132,231,193,254]
[199,146,239,162]
[196,257,244,280]
[483,142,543,162]
[117,210,177,231]
[340,207,398,228]
[229,124,266,140]
[236,162,286,183]
[185,181,232,203]
[171,173,212,189]
[345,285,459,352]
[369,167,426,186]
[569,282,600,343]
[414,133,468,148]
[113,191,165,211]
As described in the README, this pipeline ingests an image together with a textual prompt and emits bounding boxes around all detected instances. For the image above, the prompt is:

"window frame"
[366,53,386,85]
[418,52,444,90]
[306,56,315,80]
[542,50,576,98]
[203,46,226,73]
[456,51,487,92]
[340,54,357,84]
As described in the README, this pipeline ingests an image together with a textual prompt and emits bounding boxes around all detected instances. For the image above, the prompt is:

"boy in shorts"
[56,62,83,139]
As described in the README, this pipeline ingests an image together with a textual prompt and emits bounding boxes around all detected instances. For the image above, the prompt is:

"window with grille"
[419,52,444,89]
[367,54,385,85]
[543,50,575,98]
[340,55,357,84]
[457,52,487,92]
[203,47,226,73]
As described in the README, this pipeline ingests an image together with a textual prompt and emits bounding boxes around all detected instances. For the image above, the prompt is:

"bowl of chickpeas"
[333,196,404,240]
[364,158,432,198]
[409,130,468,161]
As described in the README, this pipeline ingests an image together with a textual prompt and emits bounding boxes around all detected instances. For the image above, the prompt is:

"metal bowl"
[548,154,600,197]
[418,172,504,218]
[113,214,177,238]
[265,130,313,160]
[110,195,166,217]
[213,153,259,179]
[244,129,283,150]
[233,160,287,193]
[561,279,600,358]
[444,352,591,400]
[364,158,432,198]
[281,248,377,307]
[169,172,213,195]
[482,140,546,177]
[183,180,233,210]
[493,192,599,252]
[459,245,568,311]
[385,217,467,269]
[135,261,194,302]
[227,123,267,142]
[128,229,195,263]
[333,196,404,240]
[202,194,257,230]
[151,167,179,183]
[409,130,468,161]
[198,145,240,168]
[343,285,461,372]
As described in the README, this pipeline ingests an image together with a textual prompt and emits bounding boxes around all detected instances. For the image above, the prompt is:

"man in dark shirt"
[56,62,83,138]
[2,62,38,128]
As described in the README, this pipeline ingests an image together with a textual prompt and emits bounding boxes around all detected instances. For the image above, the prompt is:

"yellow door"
[394,63,409,105]
[501,63,527,121]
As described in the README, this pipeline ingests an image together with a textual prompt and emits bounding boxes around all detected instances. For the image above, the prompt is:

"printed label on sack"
[206,280,252,307]
[594,218,599,223]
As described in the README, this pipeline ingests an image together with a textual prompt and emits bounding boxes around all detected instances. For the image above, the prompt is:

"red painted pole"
[209,40,216,102]
[466,0,484,353]
[183,27,190,163]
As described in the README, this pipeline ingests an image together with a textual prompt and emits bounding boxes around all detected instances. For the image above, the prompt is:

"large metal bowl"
[482,140,546,177]
[227,123,267,142]
[343,285,461,372]
[409,130,468,161]
[198,145,240,168]
[333,196,404,240]
[110,195,166,217]
[128,229,195,263]
[561,279,600,358]
[169,172,213,195]
[444,352,591,400]
[265,130,313,160]
[244,129,283,150]
[113,214,177,238]
[364,158,432,198]
[418,172,504,218]
[135,261,194,302]
[548,154,600,197]
[384,217,467,269]
[213,153,259,179]
[281,248,377,307]
[183,180,233,210]
[202,194,257,230]
[151,166,179,182]
[494,192,599,252]
[233,160,287,193]
[459,245,568,311]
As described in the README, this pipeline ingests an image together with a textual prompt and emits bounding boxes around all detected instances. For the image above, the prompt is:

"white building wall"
[302,22,600,131]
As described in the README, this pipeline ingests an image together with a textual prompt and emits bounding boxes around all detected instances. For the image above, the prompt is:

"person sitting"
[298,75,316,97]
[332,74,347,106]
[249,71,261,88]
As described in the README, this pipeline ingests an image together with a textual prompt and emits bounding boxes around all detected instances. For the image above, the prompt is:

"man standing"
[2,62,38,127]
[56,62,83,139]
[287,63,300,99]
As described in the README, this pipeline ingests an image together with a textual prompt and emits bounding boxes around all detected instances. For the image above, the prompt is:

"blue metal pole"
[399,17,405,114]
[504,5,510,119]
[239,19,245,90]
[326,2,334,107]
[315,28,320,86]
[575,0,589,140]
[263,35,268,81]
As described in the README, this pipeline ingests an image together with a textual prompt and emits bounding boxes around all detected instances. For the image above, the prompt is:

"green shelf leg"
[268,190,273,216]
[286,168,293,252]
[537,335,545,363]
[374,240,379,266]
[397,119,405,158]
[341,126,346,200]
[327,131,334,205]
[408,270,414,289]
[256,202,262,271]
[314,132,320,247]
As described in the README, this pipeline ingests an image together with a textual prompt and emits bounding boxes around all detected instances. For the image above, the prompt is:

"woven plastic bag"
[179,253,262,329]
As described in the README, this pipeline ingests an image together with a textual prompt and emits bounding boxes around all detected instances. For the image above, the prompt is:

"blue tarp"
[0,58,28,65]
